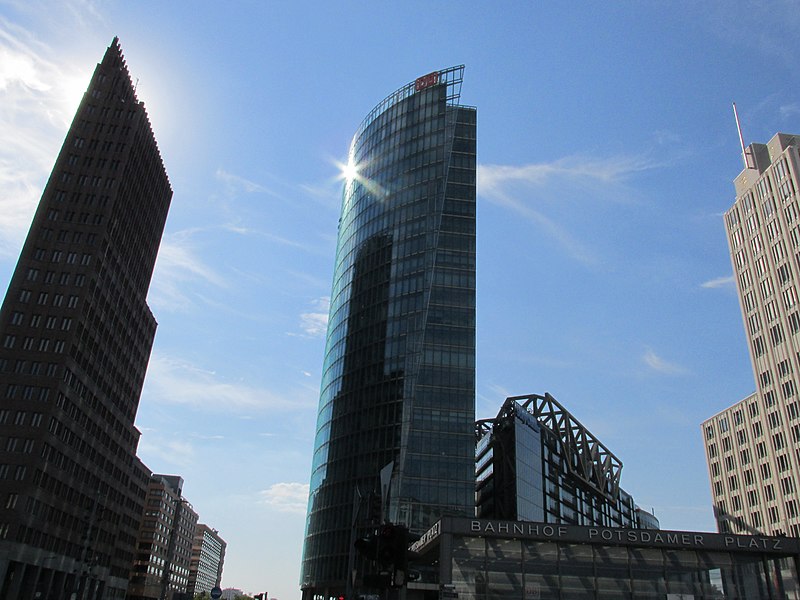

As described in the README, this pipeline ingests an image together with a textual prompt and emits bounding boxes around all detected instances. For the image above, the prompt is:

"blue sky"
[2,1,800,598]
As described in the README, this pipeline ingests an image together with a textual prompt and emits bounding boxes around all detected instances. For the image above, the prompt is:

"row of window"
[0,410,43,427]
[9,311,73,330]
[2,334,66,353]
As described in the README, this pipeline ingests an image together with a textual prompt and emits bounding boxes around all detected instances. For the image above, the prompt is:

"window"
[740,448,751,464]
[759,371,773,388]
[777,454,790,471]
[756,256,767,277]
[773,240,788,263]
[771,324,785,346]
[752,234,764,255]
[761,277,775,300]
[766,301,780,321]
[778,264,792,285]
[785,288,799,310]
[752,511,763,528]
[744,469,755,485]
[739,269,753,289]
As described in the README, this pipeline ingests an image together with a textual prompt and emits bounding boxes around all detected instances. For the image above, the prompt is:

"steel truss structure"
[476,393,623,501]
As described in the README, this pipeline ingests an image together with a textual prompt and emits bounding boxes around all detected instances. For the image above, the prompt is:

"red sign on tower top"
[415,71,440,92]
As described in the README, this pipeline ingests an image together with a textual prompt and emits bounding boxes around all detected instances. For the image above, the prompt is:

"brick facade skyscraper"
[703,133,800,538]
[0,38,171,600]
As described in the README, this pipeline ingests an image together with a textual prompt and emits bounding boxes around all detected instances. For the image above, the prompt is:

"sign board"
[210,587,222,600]
[415,71,440,92]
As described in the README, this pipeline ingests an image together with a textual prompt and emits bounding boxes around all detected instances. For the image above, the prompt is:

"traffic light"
[354,530,379,562]
[355,523,420,589]
[376,524,397,566]
[366,492,382,524]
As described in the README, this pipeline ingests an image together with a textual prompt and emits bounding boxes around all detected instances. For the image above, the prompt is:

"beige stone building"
[703,132,800,537]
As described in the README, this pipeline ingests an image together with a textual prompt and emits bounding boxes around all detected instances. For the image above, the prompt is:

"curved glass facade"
[301,66,476,596]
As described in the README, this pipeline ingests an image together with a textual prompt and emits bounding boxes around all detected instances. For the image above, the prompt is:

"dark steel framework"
[477,393,622,501]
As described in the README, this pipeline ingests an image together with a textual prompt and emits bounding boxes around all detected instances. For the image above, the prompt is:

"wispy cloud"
[701,275,735,289]
[780,103,800,119]
[216,168,268,196]
[150,229,227,311]
[642,347,687,375]
[700,1,800,67]
[0,20,91,257]
[478,153,663,264]
[298,296,330,337]
[137,437,196,468]
[479,154,658,190]
[143,354,312,411]
[259,482,309,513]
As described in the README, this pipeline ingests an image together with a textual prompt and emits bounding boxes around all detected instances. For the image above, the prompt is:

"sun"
[337,157,360,184]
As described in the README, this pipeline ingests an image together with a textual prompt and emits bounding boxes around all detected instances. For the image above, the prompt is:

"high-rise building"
[0,38,171,600]
[702,132,800,537]
[128,475,198,600]
[187,523,226,597]
[476,393,659,529]
[301,66,476,598]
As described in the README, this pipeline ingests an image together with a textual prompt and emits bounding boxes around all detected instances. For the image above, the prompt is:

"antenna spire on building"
[732,102,749,169]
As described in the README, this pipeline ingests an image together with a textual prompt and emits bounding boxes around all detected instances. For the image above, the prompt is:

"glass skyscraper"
[301,66,476,598]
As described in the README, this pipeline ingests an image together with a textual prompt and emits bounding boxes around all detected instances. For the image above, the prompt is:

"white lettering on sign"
[415,71,440,91]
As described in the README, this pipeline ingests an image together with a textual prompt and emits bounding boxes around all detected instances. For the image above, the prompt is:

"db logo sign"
[415,71,440,91]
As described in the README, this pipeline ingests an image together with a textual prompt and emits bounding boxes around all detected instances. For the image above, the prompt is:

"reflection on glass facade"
[476,394,656,529]
[415,517,800,600]
[301,66,476,597]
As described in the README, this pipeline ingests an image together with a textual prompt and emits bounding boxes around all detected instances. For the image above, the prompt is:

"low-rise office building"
[188,524,226,596]
[127,474,198,600]
[476,393,658,529]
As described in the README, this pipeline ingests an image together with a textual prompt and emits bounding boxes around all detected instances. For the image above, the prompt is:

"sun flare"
[340,159,359,183]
